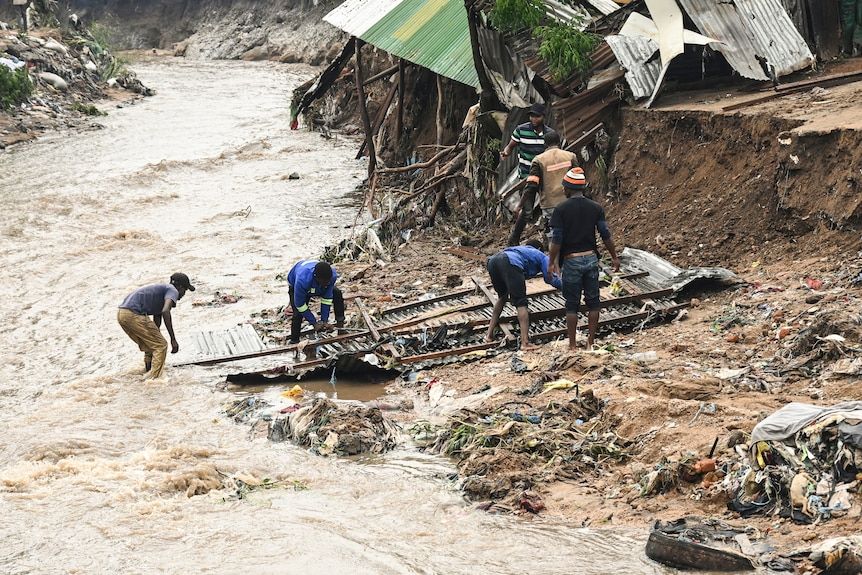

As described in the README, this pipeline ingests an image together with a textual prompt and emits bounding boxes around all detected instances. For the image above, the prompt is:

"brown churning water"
[0,58,675,574]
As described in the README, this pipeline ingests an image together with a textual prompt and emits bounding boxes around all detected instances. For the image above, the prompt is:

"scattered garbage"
[192,291,241,306]
[269,398,400,456]
[631,351,659,365]
[646,517,762,571]
[726,401,862,524]
[411,390,630,504]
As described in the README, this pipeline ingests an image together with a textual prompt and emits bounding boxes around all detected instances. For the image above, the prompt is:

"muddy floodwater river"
[0,59,674,574]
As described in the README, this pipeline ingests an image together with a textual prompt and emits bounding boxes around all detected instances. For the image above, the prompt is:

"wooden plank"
[175,330,372,367]
[356,298,381,341]
[362,64,399,87]
[443,246,488,262]
[722,70,862,112]
[400,341,498,364]
[353,39,376,176]
[381,287,475,316]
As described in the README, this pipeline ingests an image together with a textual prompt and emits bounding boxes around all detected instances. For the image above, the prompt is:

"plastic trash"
[281,384,304,399]
[38,72,68,91]
[631,351,659,364]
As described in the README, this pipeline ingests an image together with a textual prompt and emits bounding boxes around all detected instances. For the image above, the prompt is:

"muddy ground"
[322,222,862,567]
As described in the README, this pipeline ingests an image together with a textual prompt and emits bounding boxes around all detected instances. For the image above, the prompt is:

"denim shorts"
[562,254,600,314]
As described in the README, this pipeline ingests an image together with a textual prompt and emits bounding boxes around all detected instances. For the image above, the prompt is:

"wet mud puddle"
[0,58,686,573]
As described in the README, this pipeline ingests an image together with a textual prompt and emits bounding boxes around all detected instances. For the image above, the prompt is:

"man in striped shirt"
[500,103,554,179]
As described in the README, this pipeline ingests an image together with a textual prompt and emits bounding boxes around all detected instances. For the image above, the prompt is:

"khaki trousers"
[117,308,168,378]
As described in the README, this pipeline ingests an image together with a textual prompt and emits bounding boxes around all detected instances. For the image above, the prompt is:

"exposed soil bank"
[607,99,862,268]
[59,0,346,65]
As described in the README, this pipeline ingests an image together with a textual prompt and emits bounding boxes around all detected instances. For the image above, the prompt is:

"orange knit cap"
[562,167,586,189]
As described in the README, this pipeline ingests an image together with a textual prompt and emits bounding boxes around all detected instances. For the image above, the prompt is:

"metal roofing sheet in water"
[324,0,480,87]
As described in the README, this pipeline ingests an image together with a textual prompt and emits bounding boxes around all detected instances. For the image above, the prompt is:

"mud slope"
[608,109,862,267]
[59,0,345,63]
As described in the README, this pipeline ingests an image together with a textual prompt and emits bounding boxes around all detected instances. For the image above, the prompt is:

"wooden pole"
[356,75,399,159]
[353,38,376,178]
[436,74,444,148]
[396,59,405,139]
[464,1,503,112]
[362,64,399,87]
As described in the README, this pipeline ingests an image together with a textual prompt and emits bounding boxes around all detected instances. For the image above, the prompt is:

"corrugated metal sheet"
[605,34,661,99]
[733,0,814,76]
[677,0,813,80]
[189,324,266,360]
[583,0,623,16]
[216,249,736,377]
[324,0,480,87]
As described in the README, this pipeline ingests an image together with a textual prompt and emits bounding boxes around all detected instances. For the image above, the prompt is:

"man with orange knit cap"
[548,168,619,349]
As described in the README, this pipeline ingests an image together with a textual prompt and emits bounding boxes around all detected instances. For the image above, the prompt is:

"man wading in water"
[117,273,194,378]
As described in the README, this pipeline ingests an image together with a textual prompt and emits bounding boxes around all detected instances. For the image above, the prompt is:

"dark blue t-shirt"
[119,284,179,316]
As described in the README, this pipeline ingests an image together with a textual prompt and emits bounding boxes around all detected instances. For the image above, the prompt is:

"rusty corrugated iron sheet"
[200,250,736,379]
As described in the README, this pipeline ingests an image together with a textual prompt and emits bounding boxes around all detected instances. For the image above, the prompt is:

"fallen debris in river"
[412,389,632,506]
[646,517,766,572]
[269,398,400,456]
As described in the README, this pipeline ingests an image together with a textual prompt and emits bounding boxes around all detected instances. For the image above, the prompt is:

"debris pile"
[412,389,633,508]
[646,517,790,572]
[1,23,151,146]
[726,402,862,524]
[269,398,400,456]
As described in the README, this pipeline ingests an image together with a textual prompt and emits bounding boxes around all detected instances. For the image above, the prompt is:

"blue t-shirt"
[119,284,179,316]
[502,246,562,289]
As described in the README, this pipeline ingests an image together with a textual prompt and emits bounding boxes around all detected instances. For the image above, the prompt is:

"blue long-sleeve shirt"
[287,260,338,324]
[502,246,563,289]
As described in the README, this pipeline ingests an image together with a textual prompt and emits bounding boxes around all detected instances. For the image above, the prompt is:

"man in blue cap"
[287,260,345,344]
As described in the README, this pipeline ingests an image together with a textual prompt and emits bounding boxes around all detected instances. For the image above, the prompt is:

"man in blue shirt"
[118,272,195,378]
[287,260,345,344]
[484,240,562,351]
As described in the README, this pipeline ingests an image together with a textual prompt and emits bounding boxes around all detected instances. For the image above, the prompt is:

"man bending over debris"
[118,273,195,378]
[485,239,562,351]
[548,168,619,349]
[287,260,345,344]
[508,130,578,245]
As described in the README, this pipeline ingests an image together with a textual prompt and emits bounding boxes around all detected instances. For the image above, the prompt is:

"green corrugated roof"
[326,0,480,87]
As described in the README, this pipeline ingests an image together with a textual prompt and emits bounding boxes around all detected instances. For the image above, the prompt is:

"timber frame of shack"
[178,248,738,381]
[292,0,860,209]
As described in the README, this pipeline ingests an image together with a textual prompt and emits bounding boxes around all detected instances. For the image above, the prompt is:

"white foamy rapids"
[0,59,670,574]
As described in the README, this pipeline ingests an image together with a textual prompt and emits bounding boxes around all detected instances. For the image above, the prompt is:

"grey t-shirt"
[119,284,179,316]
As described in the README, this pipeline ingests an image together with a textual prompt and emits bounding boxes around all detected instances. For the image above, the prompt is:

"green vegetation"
[490,0,544,32]
[0,66,33,111]
[68,23,128,81]
[490,0,599,81]
[536,21,600,81]
[72,102,106,116]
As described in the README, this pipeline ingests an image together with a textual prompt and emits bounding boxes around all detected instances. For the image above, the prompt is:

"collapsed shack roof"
[179,249,739,381]
[323,0,480,87]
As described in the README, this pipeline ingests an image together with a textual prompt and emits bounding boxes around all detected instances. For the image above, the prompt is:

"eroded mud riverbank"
[0,58,675,574]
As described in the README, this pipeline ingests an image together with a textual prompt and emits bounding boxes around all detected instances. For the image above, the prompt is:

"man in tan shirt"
[507,131,577,245]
